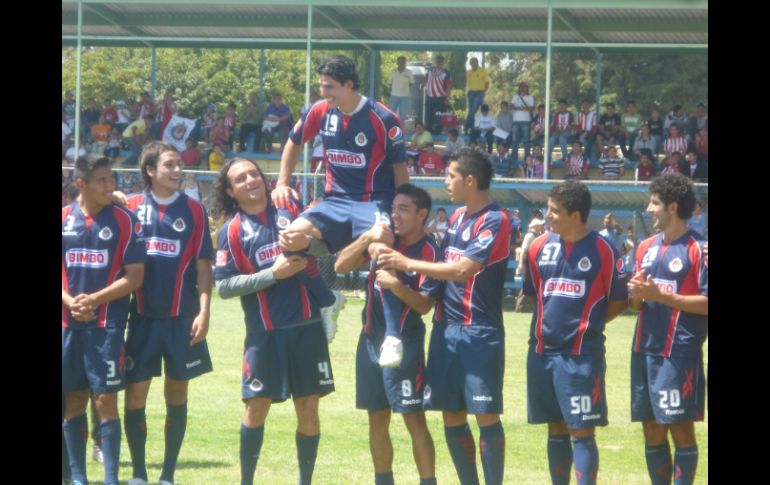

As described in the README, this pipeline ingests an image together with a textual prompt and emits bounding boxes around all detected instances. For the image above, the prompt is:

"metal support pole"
[369,48,377,99]
[302,4,313,205]
[481,51,486,68]
[150,46,157,99]
[543,4,553,179]
[259,48,266,107]
[595,52,603,118]
[74,0,83,160]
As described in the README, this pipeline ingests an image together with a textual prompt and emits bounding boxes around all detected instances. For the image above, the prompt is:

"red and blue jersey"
[214,200,319,332]
[289,96,405,202]
[632,230,708,357]
[363,235,442,338]
[524,231,628,355]
[62,203,146,329]
[126,191,213,318]
[434,204,511,328]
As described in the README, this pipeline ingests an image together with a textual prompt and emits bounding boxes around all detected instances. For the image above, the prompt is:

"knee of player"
[92,392,119,419]
[668,421,697,447]
[569,427,595,440]
[243,397,272,424]
[163,378,189,406]
[402,411,430,435]
[368,409,392,432]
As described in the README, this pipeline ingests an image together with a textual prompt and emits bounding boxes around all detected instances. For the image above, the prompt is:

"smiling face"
[318,74,355,110]
[148,150,183,197]
[391,193,424,239]
[225,160,267,210]
[445,161,470,203]
[646,192,674,232]
[78,165,115,210]
[546,197,581,236]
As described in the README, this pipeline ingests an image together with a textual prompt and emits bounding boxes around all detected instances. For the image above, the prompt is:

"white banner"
[162,115,197,151]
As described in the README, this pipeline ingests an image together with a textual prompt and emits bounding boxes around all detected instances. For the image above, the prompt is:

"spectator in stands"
[598,102,622,151]
[494,101,513,149]
[154,89,175,139]
[200,103,217,144]
[660,153,681,175]
[464,56,490,135]
[63,89,77,130]
[598,212,625,251]
[90,114,111,155]
[223,102,238,148]
[105,128,121,159]
[564,141,589,180]
[599,145,626,180]
[511,82,535,163]
[687,200,708,237]
[238,92,263,153]
[680,147,708,182]
[647,107,664,154]
[514,217,545,312]
[102,99,118,127]
[209,117,230,151]
[208,142,225,172]
[491,142,512,178]
[577,99,598,164]
[62,110,73,155]
[636,149,656,181]
[64,139,87,163]
[695,127,708,159]
[470,103,495,153]
[182,173,203,201]
[442,128,465,162]
[687,102,708,141]
[406,121,433,162]
[549,98,576,162]
[426,207,449,245]
[632,123,656,161]
[663,104,688,138]
[181,138,202,168]
[405,157,417,176]
[663,124,688,159]
[509,208,523,248]
[417,142,446,176]
[592,133,607,161]
[114,100,131,135]
[621,226,636,273]
[523,155,535,179]
[531,103,546,149]
[422,55,452,135]
[261,94,292,152]
[81,97,101,143]
[121,113,155,166]
[134,91,157,122]
[387,56,415,120]
[621,101,642,159]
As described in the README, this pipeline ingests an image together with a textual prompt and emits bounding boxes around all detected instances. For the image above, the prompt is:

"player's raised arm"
[378,247,482,283]
[273,138,302,208]
[335,223,393,274]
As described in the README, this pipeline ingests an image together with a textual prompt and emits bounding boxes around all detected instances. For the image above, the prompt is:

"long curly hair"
[211,157,271,218]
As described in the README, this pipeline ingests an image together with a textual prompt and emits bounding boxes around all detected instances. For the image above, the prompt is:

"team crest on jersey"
[134,222,144,237]
[216,249,228,267]
[669,257,683,273]
[475,229,493,248]
[125,356,134,371]
[355,132,368,147]
[462,227,471,241]
[276,216,290,229]
[249,378,264,392]
[616,258,625,273]
[423,385,432,400]
[173,218,186,232]
[98,226,113,241]
[388,126,402,141]
[578,256,592,272]
[405,271,417,277]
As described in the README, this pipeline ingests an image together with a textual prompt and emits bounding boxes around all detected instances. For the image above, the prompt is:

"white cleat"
[379,336,404,368]
[320,290,346,343]
[158,481,174,485]
[128,479,150,485]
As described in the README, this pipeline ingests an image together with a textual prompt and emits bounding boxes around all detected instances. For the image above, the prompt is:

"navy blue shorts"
[631,352,706,424]
[300,196,392,253]
[125,314,213,383]
[527,348,608,429]
[423,324,505,414]
[242,321,334,403]
[356,328,426,413]
[62,327,126,395]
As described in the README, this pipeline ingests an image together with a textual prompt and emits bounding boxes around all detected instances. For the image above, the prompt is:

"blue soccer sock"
[294,256,335,307]
[547,434,573,485]
[240,424,265,485]
[572,435,599,485]
[674,446,698,485]
[419,478,437,485]
[379,286,406,338]
[645,442,672,485]
[296,432,320,485]
[100,419,122,485]
[479,421,505,485]
[160,401,188,483]
[124,407,148,480]
[375,470,395,485]
[62,414,88,484]
[444,423,480,485]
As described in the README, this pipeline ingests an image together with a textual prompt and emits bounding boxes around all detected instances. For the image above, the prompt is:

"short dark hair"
[450,147,493,190]
[548,180,592,224]
[395,183,432,225]
[448,128,459,137]
[140,141,179,189]
[627,100,636,106]
[649,173,696,220]
[316,55,360,91]
[212,158,271,218]
[605,102,616,109]
[480,103,489,112]
[75,154,112,182]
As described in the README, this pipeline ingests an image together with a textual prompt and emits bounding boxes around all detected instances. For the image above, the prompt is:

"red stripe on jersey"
[136,288,145,314]
[633,235,659,353]
[449,207,466,226]
[662,309,681,358]
[126,194,145,212]
[662,237,702,357]
[98,207,132,328]
[62,205,73,223]
[461,213,490,325]
[300,101,330,145]
[572,237,615,355]
[418,241,437,288]
[528,234,550,354]
[227,214,256,274]
[364,111,387,202]
[486,211,512,265]
[399,305,410,332]
[299,284,311,321]
[169,200,205,316]
[256,290,274,330]
[127,194,146,314]
[62,206,73,327]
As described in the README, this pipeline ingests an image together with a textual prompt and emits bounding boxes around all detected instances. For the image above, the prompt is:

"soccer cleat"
[128,479,150,485]
[379,336,404,368]
[158,481,174,485]
[320,290,346,343]
[92,443,104,463]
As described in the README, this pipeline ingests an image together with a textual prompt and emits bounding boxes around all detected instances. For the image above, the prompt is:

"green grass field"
[85,295,707,484]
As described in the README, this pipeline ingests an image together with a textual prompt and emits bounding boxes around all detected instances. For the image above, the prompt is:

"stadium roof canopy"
[62,0,707,55]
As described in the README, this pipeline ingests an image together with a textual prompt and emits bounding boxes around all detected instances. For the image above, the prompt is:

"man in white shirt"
[510,82,534,163]
[387,56,415,120]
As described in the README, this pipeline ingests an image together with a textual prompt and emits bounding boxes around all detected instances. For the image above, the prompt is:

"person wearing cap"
[510,81,534,164]
[549,98,576,163]
[422,55,452,135]
[464,56,490,135]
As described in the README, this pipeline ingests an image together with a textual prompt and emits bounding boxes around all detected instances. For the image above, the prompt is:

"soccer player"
[62,155,146,485]
[335,184,440,485]
[272,54,410,368]
[213,158,337,485]
[522,180,628,485]
[121,141,214,485]
[628,173,707,485]
[378,147,511,485]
